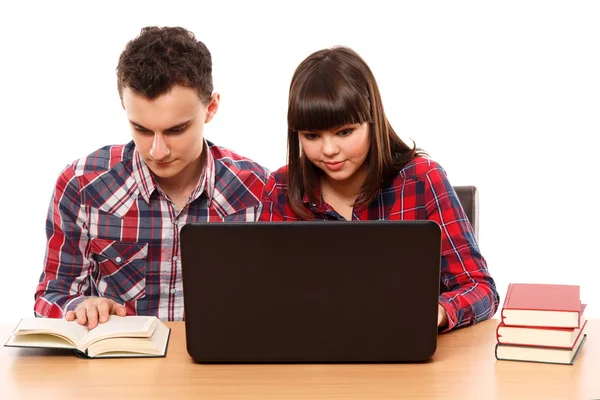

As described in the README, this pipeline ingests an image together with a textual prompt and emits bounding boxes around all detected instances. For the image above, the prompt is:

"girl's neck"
[320,165,368,204]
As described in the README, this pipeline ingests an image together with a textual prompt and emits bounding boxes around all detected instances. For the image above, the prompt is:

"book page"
[150,320,170,355]
[86,320,169,358]
[5,333,77,350]
[83,316,157,348]
[13,318,88,349]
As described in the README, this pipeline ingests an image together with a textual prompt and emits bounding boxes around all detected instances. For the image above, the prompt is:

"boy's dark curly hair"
[117,26,213,104]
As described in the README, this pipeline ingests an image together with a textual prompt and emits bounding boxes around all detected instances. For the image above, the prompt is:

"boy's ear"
[205,93,220,123]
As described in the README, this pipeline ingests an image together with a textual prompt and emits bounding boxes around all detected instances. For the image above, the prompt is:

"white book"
[4,315,170,359]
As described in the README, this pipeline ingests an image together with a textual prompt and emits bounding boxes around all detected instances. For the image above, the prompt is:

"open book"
[4,316,170,358]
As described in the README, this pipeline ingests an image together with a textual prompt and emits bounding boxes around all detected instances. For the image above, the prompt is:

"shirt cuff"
[438,299,457,333]
[64,296,89,314]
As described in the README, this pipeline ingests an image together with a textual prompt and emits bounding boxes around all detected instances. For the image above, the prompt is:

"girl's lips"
[323,161,345,171]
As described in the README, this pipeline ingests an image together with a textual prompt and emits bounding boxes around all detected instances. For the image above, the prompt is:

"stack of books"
[495,283,587,365]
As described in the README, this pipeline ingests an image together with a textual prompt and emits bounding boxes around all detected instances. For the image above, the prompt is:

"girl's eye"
[338,129,353,137]
[303,133,320,140]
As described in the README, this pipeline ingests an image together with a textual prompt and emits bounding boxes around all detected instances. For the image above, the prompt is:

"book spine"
[74,349,92,359]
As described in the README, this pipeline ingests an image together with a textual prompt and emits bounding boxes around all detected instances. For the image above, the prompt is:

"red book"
[500,283,583,328]
[496,318,587,348]
[495,331,587,365]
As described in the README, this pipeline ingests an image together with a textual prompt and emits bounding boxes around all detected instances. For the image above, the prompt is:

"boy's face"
[122,86,219,187]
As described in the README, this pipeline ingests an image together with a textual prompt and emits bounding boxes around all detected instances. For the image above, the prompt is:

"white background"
[0,1,598,324]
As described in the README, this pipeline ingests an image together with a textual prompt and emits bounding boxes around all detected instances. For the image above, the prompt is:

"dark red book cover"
[500,283,582,328]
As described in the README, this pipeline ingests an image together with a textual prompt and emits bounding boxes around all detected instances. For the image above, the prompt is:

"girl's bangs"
[288,78,371,133]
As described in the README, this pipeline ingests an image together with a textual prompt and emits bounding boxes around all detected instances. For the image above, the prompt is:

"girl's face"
[298,122,371,187]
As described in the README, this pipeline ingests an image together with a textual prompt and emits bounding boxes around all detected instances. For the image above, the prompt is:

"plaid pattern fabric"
[259,157,499,331]
[35,140,269,321]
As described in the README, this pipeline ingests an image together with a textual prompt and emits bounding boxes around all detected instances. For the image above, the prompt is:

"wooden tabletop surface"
[1,319,598,399]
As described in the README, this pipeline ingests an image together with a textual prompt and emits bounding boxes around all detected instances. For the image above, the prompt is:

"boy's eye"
[167,125,189,134]
[134,125,150,133]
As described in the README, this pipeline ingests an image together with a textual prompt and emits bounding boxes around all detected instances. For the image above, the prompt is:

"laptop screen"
[180,220,441,363]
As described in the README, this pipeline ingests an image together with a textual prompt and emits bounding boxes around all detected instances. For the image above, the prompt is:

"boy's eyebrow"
[128,119,193,131]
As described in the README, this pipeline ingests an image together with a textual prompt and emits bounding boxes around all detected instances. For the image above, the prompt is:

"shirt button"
[172,256,178,261]
[115,257,122,263]
[170,289,176,294]
[172,220,179,226]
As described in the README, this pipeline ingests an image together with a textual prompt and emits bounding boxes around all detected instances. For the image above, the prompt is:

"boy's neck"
[155,150,206,207]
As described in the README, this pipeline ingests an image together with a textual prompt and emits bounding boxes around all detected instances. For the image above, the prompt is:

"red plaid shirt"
[35,140,269,321]
[259,156,499,331]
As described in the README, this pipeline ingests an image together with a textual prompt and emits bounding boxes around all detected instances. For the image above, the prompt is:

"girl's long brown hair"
[287,47,420,219]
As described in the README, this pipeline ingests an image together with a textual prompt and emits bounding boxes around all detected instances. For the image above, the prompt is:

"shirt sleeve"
[258,173,286,222]
[34,166,92,318]
[424,165,499,332]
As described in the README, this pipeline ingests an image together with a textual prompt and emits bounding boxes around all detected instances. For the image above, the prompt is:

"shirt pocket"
[89,238,148,302]
[222,207,257,222]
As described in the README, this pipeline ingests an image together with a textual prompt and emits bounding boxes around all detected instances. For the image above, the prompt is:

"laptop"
[180,220,442,363]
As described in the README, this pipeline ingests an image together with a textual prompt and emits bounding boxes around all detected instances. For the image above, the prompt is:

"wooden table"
[1,319,598,399]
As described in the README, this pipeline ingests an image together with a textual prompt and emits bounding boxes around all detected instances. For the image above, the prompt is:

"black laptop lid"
[180,220,441,363]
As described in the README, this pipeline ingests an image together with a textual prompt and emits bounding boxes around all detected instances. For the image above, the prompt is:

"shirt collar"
[301,183,366,217]
[132,139,215,205]
[301,185,326,212]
